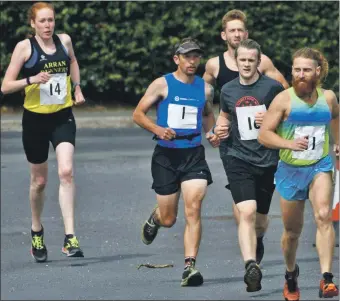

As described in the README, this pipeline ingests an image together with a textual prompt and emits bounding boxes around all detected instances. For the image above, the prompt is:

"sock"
[149,214,160,227]
[257,235,264,242]
[31,225,43,236]
[286,265,298,278]
[323,272,334,282]
[245,259,256,270]
[65,234,74,240]
[185,256,196,268]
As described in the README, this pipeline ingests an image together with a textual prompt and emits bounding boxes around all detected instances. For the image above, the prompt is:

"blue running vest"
[156,73,206,148]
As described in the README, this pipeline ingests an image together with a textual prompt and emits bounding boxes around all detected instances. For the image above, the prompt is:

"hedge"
[0,1,338,105]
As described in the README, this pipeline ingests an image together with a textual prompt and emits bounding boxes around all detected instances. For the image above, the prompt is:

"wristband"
[26,77,31,85]
[209,125,215,135]
[73,82,81,89]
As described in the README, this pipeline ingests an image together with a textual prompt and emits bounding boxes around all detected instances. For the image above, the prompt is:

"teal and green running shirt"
[277,87,331,166]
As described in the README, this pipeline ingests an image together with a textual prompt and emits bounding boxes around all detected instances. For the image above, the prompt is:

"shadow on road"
[2,253,155,271]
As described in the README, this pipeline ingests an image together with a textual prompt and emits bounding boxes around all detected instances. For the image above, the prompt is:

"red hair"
[27,2,55,24]
[292,47,329,86]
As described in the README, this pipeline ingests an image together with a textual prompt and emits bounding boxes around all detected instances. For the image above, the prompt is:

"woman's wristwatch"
[73,82,81,89]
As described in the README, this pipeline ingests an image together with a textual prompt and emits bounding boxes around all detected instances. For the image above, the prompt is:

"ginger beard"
[292,74,318,98]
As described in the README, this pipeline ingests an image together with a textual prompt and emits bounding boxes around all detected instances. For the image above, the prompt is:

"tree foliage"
[0,1,338,105]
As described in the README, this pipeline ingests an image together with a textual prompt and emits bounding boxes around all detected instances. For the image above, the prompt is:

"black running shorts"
[22,107,76,164]
[224,155,276,214]
[151,145,213,195]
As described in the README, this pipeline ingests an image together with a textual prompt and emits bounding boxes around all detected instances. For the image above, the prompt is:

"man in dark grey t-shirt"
[221,75,283,167]
[216,39,284,293]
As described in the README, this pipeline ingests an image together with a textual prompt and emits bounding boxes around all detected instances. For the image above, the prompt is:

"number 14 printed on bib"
[40,73,67,105]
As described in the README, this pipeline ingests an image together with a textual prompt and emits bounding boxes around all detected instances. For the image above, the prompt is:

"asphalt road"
[1,128,339,300]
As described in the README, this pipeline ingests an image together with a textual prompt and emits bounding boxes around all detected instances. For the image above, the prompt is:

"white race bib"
[40,73,67,105]
[167,103,198,129]
[292,125,325,160]
[236,105,266,140]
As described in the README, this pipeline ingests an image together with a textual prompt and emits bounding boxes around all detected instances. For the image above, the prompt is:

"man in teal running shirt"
[258,47,339,300]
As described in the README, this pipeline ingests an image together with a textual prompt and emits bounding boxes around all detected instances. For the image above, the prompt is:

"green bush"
[0,1,338,105]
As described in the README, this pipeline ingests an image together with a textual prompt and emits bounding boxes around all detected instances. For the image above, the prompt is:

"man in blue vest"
[133,37,228,287]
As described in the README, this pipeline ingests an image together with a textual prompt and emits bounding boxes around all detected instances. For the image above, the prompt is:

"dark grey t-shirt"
[220,74,284,167]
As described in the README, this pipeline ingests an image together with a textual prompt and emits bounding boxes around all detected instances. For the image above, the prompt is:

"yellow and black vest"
[22,34,73,114]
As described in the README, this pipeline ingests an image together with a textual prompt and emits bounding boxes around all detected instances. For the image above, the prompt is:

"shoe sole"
[319,288,339,298]
[30,249,48,263]
[246,283,262,292]
[181,271,204,287]
[284,294,300,301]
[62,248,84,257]
[244,266,262,292]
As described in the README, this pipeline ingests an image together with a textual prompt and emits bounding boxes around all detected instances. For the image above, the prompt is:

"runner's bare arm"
[260,54,289,89]
[217,110,230,126]
[60,34,81,86]
[202,57,217,86]
[59,33,85,104]
[133,77,168,136]
[326,90,339,145]
[202,83,216,133]
[203,83,220,147]
[1,40,31,94]
[214,109,230,140]
[258,91,291,149]
[216,88,232,139]
[218,87,232,126]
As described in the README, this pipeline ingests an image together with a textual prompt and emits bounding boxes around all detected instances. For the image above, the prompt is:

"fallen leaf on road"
[137,263,174,270]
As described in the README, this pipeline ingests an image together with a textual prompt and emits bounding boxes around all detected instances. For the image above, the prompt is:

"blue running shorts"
[274,155,334,201]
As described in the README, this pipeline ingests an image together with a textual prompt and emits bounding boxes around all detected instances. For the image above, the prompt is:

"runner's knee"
[255,215,269,234]
[238,207,256,224]
[58,165,73,184]
[283,226,302,240]
[314,207,332,226]
[30,175,47,192]
[184,203,201,222]
[160,216,177,228]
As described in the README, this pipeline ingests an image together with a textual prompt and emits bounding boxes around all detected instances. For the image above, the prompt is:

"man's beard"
[227,39,240,50]
[180,66,196,77]
[292,76,318,98]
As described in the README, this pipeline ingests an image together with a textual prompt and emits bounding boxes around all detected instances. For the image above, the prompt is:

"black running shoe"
[181,262,204,287]
[62,235,84,257]
[256,236,264,264]
[31,227,48,263]
[141,206,160,245]
[244,261,262,292]
[283,264,300,301]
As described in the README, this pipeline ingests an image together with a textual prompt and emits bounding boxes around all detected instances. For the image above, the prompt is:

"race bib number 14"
[40,73,67,105]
